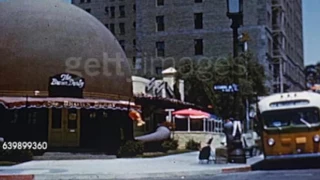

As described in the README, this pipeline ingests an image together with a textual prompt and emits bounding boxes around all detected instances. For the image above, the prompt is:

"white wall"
[132,76,149,95]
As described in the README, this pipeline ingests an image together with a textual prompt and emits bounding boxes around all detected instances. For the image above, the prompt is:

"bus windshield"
[262,107,320,128]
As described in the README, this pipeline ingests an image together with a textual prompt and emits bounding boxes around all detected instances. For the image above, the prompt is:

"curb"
[221,166,252,173]
[29,166,252,180]
[0,166,253,180]
[0,175,34,180]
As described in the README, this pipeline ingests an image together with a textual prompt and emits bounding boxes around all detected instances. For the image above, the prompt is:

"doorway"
[48,108,80,147]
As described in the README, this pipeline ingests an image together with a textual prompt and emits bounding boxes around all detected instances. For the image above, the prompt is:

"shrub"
[118,140,144,157]
[0,149,33,162]
[185,139,200,150]
[144,141,163,152]
[161,139,178,152]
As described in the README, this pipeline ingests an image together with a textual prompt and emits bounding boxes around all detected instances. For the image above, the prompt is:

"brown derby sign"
[48,73,85,98]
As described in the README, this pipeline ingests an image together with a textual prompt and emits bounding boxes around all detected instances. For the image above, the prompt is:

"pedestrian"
[223,118,234,148]
[232,114,242,137]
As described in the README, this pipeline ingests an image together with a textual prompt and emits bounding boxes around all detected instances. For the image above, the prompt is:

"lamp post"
[226,0,243,118]
[226,0,243,58]
[225,0,246,164]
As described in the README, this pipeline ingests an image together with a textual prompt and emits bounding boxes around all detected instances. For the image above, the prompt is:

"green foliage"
[118,140,144,157]
[185,139,200,150]
[161,139,179,152]
[176,52,268,119]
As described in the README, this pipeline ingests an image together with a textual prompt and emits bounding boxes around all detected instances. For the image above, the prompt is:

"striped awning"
[0,96,141,111]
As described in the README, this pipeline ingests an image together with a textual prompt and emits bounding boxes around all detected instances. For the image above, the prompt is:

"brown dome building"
[0,0,139,154]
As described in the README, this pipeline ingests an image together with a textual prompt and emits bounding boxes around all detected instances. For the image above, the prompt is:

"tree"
[176,52,268,119]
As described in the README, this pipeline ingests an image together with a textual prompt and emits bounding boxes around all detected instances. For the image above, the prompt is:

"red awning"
[0,96,141,111]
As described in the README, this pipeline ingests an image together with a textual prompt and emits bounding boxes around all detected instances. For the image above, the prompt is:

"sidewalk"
[0,152,264,180]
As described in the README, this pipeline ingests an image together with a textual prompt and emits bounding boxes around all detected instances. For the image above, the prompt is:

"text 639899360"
[2,142,48,150]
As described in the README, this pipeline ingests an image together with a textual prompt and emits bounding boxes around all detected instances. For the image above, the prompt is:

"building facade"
[72,0,305,93]
[71,0,137,67]
[0,0,140,155]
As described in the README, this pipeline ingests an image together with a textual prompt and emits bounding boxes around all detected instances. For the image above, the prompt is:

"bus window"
[262,108,320,128]
[263,113,290,128]
[291,109,319,126]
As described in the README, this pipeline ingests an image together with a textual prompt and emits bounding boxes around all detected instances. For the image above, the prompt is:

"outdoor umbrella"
[172,108,210,132]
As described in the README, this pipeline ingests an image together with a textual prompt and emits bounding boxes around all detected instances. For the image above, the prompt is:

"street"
[141,170,320,180]
[138,158,320,180]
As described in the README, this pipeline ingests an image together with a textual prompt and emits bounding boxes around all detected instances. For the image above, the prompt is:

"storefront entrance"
[48,108,80,147]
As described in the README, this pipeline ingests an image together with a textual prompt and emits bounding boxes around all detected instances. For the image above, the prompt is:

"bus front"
[259,93,320,160]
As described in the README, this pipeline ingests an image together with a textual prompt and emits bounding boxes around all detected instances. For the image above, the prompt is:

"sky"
[303,0,320,66]
[0,0,318,66]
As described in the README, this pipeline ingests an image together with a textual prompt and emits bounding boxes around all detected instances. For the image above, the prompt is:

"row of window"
[80,0,125,3]
[118,39,136,51]
[154,39,203,57]
[117,38,218,57]
[79,0,91,3]
[156,0,203,6]
[156,13,203,31]
[105,5,135,18]
[85,5,136,18]
[105,22,134,35]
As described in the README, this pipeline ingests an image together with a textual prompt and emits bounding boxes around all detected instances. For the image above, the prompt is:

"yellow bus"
[258,91,320,160]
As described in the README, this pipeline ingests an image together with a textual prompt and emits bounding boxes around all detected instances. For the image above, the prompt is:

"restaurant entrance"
[48,108,80,147]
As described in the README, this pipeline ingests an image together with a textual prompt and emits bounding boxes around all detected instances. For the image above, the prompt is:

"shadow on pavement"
[252,157,320,170]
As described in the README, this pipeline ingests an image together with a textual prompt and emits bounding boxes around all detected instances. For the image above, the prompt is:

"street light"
[226,0,243,118]
[226,0,243,58]
[225,0,246,164]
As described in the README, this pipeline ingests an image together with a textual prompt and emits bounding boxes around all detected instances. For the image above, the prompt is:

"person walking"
[232,115,242,137]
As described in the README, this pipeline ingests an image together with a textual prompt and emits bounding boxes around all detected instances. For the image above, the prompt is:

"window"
[119,40,125,50]
[157,0,164,6]
[105,7,109,15]
[194,39,203,55]
[156,67,163,75]
[68,109,77,129]
[110,6,115,18]
[132,56,136,67]
[85,8,91,13]
[52,108,62,129]
[195,0,202,3]
[87,0,91,3]
[105,24,108,28]
[194,13,203,29]
[133,22,136,29]
[133,39,136,47]
[110,23,115,34]
[156,16,164,31]
[80,0,84,3]
[156,41,165,56]
[191,120,203,131]
[133,4,136,12]
[119,23,125,35]
[262,108,319,128]
[119,6,125,17]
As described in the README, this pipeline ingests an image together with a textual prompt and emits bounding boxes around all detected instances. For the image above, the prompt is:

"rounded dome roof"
[0,0,133,100]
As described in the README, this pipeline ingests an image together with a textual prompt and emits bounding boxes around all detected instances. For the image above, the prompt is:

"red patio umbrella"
[172,108,210,132]
[172,108,210,119]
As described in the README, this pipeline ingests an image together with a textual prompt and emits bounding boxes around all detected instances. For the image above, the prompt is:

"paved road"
[138,158,320,180]
[140,169,320,180]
